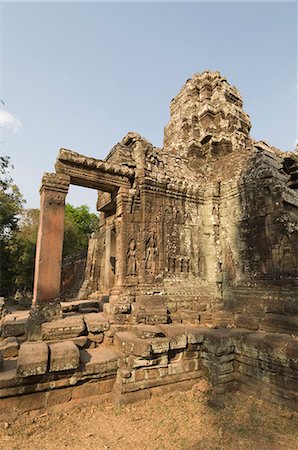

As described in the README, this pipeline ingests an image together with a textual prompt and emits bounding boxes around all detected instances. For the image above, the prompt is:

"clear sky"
[0,1,297,212]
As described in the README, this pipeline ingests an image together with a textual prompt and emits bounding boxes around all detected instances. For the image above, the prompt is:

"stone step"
[17,342,49,377]
[49,341,80,372]
[61,298,103,314]
[114,331,152,357]
[83,313,110,334]
[41,316,86,340]
[80,346,121,375]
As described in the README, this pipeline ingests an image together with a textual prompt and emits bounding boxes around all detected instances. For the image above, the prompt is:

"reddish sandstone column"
[32,173,70,305]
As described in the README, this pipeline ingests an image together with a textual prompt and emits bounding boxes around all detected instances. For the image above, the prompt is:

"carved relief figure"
[145,235,158,274]
[127,239,137,276]
[279,235,296,274]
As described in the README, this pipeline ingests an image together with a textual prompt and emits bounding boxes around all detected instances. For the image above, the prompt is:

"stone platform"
[0,307,297,420]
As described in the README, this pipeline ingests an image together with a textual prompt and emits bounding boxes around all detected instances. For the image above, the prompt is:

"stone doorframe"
[32,149,134,306]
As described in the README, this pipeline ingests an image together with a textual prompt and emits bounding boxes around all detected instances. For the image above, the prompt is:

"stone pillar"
[115,187,130,287]
[32,173,70,305]
[104,225,112,292]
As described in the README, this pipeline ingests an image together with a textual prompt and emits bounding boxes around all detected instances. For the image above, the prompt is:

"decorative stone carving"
[33,70,298,333]
[127,240,137,276]
[145,235,158,274]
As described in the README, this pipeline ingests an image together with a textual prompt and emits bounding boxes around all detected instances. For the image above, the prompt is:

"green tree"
[0,157,98,297]
[13,209,40,292]
[0,155,25,296]
[63,203,98,257]
[0,155,24,238]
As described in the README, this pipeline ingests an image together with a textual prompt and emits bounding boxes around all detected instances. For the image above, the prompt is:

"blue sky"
[0,1,297,211]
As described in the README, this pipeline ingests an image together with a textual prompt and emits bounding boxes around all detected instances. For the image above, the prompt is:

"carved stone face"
[129,240,136,250]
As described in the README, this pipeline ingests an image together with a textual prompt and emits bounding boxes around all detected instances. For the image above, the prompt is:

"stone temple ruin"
[1,71,297,417]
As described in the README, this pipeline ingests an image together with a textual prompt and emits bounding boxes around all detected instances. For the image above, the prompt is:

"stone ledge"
[49,341,80,372]
[17,342,48,377]
[41,316,85,340]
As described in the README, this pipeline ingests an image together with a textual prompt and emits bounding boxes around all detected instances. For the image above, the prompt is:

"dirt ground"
[1,387,298,450]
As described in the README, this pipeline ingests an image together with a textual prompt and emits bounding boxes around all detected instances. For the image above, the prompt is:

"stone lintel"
[55,148,134,192]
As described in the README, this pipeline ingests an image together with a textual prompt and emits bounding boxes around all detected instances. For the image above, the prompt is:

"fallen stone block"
[41,316,85,340]
[17,342,48,377]
[49,341,80,372]
[1,311,29,338]
[114,332,151,357]
[84,313,110,333]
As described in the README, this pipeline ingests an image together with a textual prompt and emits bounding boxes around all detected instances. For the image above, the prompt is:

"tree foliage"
[63,203,98,257]
[0,155,98,296]
[0,155,25,295]
[0,155,24,239]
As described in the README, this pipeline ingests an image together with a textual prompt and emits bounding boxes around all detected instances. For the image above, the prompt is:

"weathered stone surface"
[17,342,48,377]
[72,335,88,348]
[80,347,121,375]
[133,325,165,339]
[24,71,298,411]
[84,313,110,333]
[149,338,170,354]
[88,332,104,344]
[114,332,151,357]
[49,341,80,372]
[1,311,29,338]
[61,298,101,314]
[41,316,85,340]
[159,325,187,350]
[260,314,298,335]
[0,337,19,358]
[32,172,70,305]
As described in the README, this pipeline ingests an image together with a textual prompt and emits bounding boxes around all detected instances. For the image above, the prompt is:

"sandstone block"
[0,359,17,387]
[148,337,170,354]
[235,314,260,330]
[41,316,85,340]
[49,341,80,372]
[159,325,188,350]
[114,332,151,357]
[80,347,121,375]
[88,332,104,344]
[260,314,298,335]
[182,326,204,345]
[133,325,165,339]
[84,313,110,333]
[168,362,185,376]
[127,354,168,369]
[0,337,19,358]
[61,299,101,314]
[17,342,48,377]
[72,336,88,348]
[1,311,29,338]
